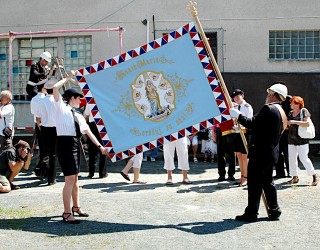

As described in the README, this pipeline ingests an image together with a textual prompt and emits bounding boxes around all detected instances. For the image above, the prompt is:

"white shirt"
[30,92,45,123]
[238,100,253,118]
[234,100,253,132]
[84,104,94,123]
[38,94,56,127]
[0,103,15,136]
[54,94,89,136]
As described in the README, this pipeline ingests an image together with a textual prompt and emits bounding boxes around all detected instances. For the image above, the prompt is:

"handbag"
[197,129,209,140]
[2,126,12,138]
[2,117,12,138]
[298,109,315,139]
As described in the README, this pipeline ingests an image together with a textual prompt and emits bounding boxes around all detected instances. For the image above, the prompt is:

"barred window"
[269,30,320,60]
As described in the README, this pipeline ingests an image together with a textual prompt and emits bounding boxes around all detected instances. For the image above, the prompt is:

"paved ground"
[1,153,320,250]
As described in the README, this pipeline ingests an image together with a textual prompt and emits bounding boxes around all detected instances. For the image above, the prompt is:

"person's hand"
[232,125,241,132]
[100,147,109,156]
[229,108,242,118]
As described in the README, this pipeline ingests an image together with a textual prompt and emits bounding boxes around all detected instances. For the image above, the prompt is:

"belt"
[28,78,47,86]
[27,81,36,86]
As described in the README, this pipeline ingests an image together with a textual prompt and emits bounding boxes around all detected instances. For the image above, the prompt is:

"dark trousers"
[245,157,281,216]
[26,84,38,100]
[35,124,45,163]
[216,129,236,178]
[275,130,289,176]
[88,121,106,177]
[41,126,57,184]
[0,135,12,152]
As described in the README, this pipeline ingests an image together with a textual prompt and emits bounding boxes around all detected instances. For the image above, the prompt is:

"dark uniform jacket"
[28,62,46,83]
[237,103,283,167]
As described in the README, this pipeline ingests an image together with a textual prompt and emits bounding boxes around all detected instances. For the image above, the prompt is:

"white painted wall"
[1,0,319,73]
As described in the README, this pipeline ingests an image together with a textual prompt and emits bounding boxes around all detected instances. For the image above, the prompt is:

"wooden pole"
[187,1,269,216]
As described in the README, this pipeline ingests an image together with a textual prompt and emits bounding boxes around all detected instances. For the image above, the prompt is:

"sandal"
[238,175,247,187]
[193,157,198,163]
[287,176,299,184]
[132,180,147,184]
[204,157,207,163]
[166,179,173,185]
[62,212,80,224]
[182,178,192,184]
[72,206,89,217]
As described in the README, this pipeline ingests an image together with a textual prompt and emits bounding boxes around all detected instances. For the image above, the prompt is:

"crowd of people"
[0,51,319,224]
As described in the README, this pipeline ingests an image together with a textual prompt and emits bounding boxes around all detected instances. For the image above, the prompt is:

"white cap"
[44,78,58,89]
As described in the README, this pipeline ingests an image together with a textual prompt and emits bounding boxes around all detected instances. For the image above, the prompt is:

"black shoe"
[269,215,280,221]
[48,181,56,186]
[10,182,20,190]
[120,171,130,181]
[87,174,94,178]
[99,174,108,179]
[218,176,226,181]
[228,176,236,181]
[268,209,281,221]
[235,213,257,222]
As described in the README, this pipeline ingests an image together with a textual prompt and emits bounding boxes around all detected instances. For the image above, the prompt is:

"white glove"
[232,125,241,133]
[229,108,242,118]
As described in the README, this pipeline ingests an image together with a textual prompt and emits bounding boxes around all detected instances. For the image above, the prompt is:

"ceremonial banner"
[76,22,233,162]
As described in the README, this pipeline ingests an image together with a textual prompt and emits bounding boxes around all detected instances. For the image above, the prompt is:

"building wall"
[1,0,319,131]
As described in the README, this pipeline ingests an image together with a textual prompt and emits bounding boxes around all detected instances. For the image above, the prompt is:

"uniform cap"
[62,88,84,99]
[231,89,244,98]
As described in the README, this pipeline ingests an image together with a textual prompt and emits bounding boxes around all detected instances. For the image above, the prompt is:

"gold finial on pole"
[186,1,198,17]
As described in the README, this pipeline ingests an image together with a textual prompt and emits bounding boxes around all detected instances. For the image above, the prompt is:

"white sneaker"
[142,157,147,162]
[151,157,156,162]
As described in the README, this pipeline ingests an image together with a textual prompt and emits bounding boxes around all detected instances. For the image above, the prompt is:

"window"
[64,36,91,73]
[0,40,9,92]
[13,38,58,100]
[10,36,91,101]
[269,30,320,60]
[205,32,218,61]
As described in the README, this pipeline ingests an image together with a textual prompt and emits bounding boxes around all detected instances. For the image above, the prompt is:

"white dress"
[201,128,217,155]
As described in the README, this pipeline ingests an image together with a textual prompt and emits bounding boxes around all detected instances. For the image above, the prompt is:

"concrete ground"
[0,153,320,250]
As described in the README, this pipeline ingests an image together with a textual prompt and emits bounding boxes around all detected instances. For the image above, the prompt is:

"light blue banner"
[84,34,220,153]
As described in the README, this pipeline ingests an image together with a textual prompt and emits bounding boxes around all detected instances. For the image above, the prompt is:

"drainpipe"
[8,32,13,92]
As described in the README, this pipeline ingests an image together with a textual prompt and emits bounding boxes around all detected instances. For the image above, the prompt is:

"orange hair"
[290,96,304,109]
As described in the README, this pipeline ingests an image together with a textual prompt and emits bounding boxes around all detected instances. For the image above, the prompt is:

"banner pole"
[187,1,269,216]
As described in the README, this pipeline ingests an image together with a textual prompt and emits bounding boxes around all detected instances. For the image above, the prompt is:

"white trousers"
[129,153,143,169]
[163,137,189,171]
[288,144,315,176]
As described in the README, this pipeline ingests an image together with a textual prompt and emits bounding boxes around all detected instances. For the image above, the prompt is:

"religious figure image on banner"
[76,22,233,162]
[132,71,175,121]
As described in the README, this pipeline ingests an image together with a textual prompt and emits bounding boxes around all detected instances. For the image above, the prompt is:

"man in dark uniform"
[275,94,292,178]
[215,125,235,181]
[229,83,288,221]
[27,51,51,99]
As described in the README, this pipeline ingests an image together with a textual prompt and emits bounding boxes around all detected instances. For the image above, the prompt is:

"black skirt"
[56,136,80,176]
[234,133,251,154]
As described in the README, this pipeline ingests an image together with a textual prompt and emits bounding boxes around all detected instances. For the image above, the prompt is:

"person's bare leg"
[193,144,198,159]
[182,169,188,181]
[63,175,77,221]
[122,161,133,175]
